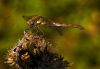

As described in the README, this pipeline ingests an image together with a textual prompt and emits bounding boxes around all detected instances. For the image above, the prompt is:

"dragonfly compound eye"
[27,19,34,25]
[26,16,44,26]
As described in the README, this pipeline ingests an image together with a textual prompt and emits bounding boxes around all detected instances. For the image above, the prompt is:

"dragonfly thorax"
[26,16,45,26]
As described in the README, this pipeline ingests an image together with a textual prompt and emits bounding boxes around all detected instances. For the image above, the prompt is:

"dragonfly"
[23,15,84,35]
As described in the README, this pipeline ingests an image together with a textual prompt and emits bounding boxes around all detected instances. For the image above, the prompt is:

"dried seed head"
[6,30,69,69]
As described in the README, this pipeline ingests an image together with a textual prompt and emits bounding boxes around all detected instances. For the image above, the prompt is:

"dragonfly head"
[23,15,44,25]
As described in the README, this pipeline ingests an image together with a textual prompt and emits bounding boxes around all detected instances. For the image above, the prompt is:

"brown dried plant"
[5,30,69,69]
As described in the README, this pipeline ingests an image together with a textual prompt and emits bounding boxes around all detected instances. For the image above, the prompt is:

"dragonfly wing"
[51,26,64,35]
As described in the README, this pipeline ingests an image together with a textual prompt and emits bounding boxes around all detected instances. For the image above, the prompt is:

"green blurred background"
[0,0,100,69]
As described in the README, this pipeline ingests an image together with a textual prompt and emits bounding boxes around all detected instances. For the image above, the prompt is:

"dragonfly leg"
[35,26,44,36]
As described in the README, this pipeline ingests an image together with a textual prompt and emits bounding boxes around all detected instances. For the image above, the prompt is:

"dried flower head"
[5,30,69,69]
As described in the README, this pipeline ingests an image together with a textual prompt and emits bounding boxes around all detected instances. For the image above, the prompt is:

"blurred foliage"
[0,0,100,69]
